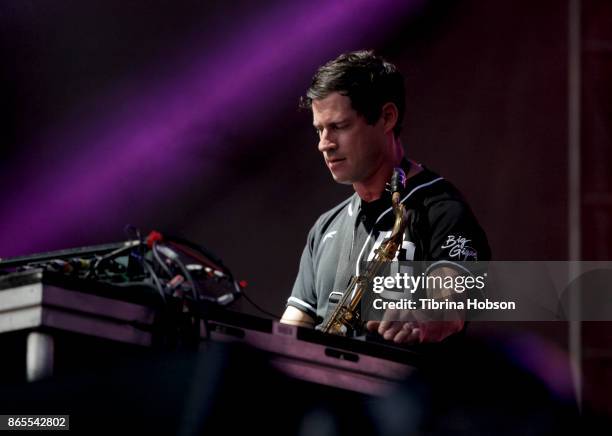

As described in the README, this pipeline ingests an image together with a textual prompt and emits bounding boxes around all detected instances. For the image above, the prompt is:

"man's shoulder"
[311,194,357,236]
[406,167,469,209]
[408,167,491,260]
[406,167,483,228]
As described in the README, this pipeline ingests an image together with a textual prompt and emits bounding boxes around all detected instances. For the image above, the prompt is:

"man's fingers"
[393,329,411,343]
[394,327,421,344]
[378,320,392,335]
[374,318,461,344]
[402,322,416,331]
[366,321,380,332]
[382,322,403,341]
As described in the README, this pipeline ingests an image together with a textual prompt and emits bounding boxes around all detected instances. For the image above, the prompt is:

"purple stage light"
[0,0,423,257]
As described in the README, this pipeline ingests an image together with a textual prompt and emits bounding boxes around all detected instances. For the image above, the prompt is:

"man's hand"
[366,318,464,344]
[367,266,468,344]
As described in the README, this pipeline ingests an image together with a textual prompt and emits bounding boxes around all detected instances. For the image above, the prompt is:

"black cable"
[151,242,173,278]
[141,259,166,303]
[153,243,202,348]
[165,235,230,275]
[86,242,139,279]
[240,288,281,319]
[117,227,167,303]
[157,243,199,302]
[168,240,241,305]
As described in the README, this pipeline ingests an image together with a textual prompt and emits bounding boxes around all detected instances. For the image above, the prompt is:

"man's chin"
[330,172,353,186]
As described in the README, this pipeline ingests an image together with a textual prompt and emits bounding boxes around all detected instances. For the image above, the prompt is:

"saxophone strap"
[322,201,363,333]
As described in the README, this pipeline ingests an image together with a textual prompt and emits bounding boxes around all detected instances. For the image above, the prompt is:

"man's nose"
[318,130,337,153]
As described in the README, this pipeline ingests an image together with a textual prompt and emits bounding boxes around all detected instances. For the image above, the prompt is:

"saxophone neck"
[392,190,401,206]
[390,194,408,239]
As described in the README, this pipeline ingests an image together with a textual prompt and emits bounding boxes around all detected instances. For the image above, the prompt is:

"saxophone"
[321,168,409,336]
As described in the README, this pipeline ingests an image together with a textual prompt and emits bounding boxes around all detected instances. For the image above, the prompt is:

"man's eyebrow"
[313,119,349,128]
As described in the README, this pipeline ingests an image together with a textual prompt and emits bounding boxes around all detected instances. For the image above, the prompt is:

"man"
[280,50,490,344]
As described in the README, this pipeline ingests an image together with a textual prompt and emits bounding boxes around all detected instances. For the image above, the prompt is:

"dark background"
[1,0,612,420]
[0,0,610,317]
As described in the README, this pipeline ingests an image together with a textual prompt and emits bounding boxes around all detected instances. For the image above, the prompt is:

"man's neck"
[353,165,396,202]
[353,144,403,201]
[353,155,422,203]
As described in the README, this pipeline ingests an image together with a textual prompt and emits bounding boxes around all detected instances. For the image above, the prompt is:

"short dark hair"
[300,50,405,137]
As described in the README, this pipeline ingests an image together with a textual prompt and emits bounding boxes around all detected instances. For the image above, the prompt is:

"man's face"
[312,92,387,185]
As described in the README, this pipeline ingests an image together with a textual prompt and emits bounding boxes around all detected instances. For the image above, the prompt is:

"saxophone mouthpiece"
[390,168,407,194]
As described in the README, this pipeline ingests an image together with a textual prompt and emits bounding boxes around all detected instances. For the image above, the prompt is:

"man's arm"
[367,196,490,344]
[366,266,465,344]
[280,306,316,328]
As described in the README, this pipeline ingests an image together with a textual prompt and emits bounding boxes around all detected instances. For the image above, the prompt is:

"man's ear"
[381,102,399,135]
